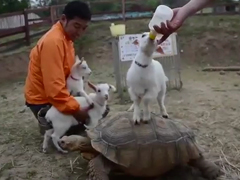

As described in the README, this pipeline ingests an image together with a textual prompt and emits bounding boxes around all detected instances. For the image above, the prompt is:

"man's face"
[60,14,89,41]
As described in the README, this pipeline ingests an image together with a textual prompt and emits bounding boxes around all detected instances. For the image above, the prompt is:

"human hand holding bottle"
[153,0,214,44]
[154,8,185,44]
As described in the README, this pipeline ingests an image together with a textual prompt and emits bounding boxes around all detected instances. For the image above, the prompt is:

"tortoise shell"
[86,112,202,177]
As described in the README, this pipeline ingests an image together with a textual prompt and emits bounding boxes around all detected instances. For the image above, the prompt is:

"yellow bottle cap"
[149,31,156,40]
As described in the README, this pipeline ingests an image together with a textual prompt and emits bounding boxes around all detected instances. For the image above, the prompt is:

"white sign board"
[118,33,178,62]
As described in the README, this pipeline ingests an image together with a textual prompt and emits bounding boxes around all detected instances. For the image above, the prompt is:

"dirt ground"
[0,16,240,180]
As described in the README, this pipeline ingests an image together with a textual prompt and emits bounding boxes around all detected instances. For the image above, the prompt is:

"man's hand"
[153,0,214,44]
[72,104,94,124]
[153,8,185,44]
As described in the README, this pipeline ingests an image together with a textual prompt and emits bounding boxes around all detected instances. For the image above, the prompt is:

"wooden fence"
[0,6,59,49]
[0,1,239,50]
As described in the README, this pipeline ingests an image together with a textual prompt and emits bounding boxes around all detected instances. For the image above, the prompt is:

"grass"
[179,15,240,36]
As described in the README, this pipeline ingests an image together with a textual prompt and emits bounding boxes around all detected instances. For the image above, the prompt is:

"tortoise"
[59,111,222,180]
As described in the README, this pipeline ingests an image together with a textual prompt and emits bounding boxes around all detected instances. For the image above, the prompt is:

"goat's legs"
[133,99,141,124]
[157,87,169,119]
[142,90,156,123]
[51,124,72,153]
[42,129,54,153]
[127,97,141,112]
[128,88,141,124]
[127,103,134,112]
[142,98,151,123]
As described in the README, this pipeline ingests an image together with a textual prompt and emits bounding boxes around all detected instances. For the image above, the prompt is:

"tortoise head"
[59,135,91,151]
[58,135,79,151]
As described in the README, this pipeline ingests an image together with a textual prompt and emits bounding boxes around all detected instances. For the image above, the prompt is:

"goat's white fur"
[126,32,169,124]
[42,82,116,153]
[67,56,93,105]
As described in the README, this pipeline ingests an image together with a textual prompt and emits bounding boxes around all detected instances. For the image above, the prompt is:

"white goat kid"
[83,82,116,129]
[67,56,92,102]
[126,32,169,125]
[42,82,116,153]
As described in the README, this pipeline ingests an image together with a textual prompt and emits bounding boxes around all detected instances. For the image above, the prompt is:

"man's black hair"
[63,0,91,21]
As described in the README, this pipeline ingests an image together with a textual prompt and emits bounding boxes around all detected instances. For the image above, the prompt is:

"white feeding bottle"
[148,5,173,40]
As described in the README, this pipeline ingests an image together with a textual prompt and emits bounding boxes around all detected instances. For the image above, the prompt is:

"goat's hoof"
[134,120,140,125]
[133,119,141,125]
[42,148,47,153]
[133,114,141,125]
[58,149,68,154]
[88,100,94,106]
[142,115,151,124]
[162,114,169,119]
[19,109,26,113]
[142,120,149,124]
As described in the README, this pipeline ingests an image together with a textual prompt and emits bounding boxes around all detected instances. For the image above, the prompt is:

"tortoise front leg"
[189,156,222,180]
[81,152,98,161]
[87,155,112,180]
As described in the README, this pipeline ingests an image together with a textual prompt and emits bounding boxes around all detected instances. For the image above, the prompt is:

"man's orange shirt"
[24,21,80,114]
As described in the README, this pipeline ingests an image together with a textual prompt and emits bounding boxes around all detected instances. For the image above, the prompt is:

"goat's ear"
[78,57,84,65]
[75,55,79,62]
[88,81,97,91]
[75,55,83,64]
[75,58,83,67]
[108,84,116,92]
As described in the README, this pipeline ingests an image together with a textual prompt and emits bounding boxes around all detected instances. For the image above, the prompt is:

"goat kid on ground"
[67,56,93,104]
[42,82,116,154]
[126,32,169,125]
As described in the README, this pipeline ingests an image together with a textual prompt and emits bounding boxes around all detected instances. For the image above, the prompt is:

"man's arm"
[182,0,215,17]
[40,38,80,114]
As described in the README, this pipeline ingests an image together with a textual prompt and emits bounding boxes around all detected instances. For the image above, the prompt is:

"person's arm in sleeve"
[182,0,214,17]
[40,38,80,114]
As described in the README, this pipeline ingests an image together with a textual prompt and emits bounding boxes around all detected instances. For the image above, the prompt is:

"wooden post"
[23,9,30,46]
[238,0,240,14]
[122,0,126,22]
[50,6,55,25]
[87,1,91,8]
[112,37,123,98]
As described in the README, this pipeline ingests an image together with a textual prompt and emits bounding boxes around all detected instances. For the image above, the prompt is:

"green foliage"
[125,0,159,11]
[0,0,30,14]
[143,0,160,9]
[90,2,121,14]
[84,0,159,14]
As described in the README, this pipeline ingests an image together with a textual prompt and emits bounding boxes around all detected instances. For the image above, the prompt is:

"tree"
[0,0,31,14]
